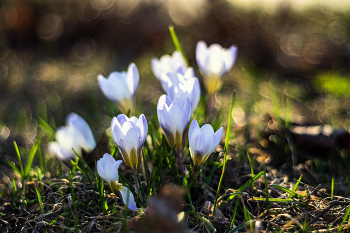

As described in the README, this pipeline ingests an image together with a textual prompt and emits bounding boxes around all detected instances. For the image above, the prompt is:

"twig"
[308,201,350,226]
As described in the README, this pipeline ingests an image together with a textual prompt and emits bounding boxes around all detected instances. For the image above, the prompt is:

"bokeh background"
[2,0,350,185]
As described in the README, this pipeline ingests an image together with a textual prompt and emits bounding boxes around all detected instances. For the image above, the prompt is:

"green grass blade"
[219,171,264,209]
[247,151,254,189]
[24,139,41,178]
[169,26,189,67]
[229,223,245,232]
[271,184,304,198]
[252,197,300,203]
[229,199,239,229]
[331,176,334,201]
[212,91,235,216]
[38,117,56,136]
[12,178,18,206]
[198,215,217,233]
[34,186,44,214]
[13,141,24,176]
[6,160,21,177]
[338,204,350,232]
[264,164,270,210]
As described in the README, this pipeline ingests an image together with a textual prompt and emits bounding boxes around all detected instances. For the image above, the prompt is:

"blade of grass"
[331,176,334,201]
[264,164,270,210]
[246,151,254,189]
[6,161,21,177]
[12,178,18,206]
[252,197,300,203]
[38,117,56,136]
[212,91,235,216]
[271,184,304,198]
[229,199,239,229]
[13,141,24,176]
[220,171,264,209]
[24,139,41,179]
[34,186,44,214]
[229,223,245,232]
[169,26,189,67]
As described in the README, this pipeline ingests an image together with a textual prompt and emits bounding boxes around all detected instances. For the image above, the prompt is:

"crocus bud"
[111,114,148,170]
[157,95,191,150]
[49,113,96,160]
[97,153,137,210]
[98,63,139,115]
[196,41,237,95]
[188,119,223,167]
[164,71,200,114]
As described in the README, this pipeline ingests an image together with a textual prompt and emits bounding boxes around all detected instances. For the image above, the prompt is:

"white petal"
[98,73,129,102]
[119,122,139,153]
[223,45,238,72]
[188,119,199,141]
[66,113,96,152]
[97,159,108,181]
[101,72,131,101]
[151,58,161,80]
[98,74,119,102]
[196,41,208,74]
[103,153,116,164]
[182,97,191,131]
[208,44,225,75]
[200,124,215,140]
[116,114,129,126]
[136,114,148,147]
[157,105,174,139]
[119,186,137,210]
[190,78,201,112]
[105,162,119,182]
[126,63,139,95]
[184,67,195,79]
[55,127,82,153]
[49,142,77,161]
[169,102,183,134]
[129,116,138,125]
[111,117,123,145]
[209,127,223,153]
[191,131,209,155]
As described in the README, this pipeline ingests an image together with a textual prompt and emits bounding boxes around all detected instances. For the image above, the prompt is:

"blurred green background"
[1,0,350,184]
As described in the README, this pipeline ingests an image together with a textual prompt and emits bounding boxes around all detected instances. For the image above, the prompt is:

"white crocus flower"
[97,153,137,210]
[151,50,187,81]
[188,119,223,167]
[49,113,96,161]
[196,41,238,95]
[98,63,139,115]
[164,71,200,114]
[157,95,191,150]
[111,114,148,170]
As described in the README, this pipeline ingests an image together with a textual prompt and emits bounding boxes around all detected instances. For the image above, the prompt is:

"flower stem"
[206,94,215,123]
[212,91,235,217]
[188,165,198,183]
[176,149,185,174]
[132,169,140,192]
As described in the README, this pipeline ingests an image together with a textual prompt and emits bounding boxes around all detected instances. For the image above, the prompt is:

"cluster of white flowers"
[49,41,237,211]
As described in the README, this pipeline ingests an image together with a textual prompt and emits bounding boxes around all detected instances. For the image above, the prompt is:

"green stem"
[212,91,235,217]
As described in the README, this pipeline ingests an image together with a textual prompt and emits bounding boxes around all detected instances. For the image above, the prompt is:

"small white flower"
[164,70,200,114]
[196,41,237,95]
[97,153,137,210]
[188,119,223,167]
[111,114,148,170]
[49,113,96,160]
[98,63,139,114]
[157,95,191,150]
